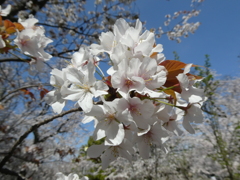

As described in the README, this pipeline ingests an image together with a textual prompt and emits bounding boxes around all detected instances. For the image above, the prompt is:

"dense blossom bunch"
[164,9,201,43]
[14,15,53,71]
[46,18,206,169]
[56,172,89,180]
[0,6,52,72]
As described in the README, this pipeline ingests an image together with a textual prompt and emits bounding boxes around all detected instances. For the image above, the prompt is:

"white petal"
[78,92,93,113]
[1,5,11,16]
[182,118,195,134]
[93,122,106,141]
[105,122,124,145]
[55,172,67,180]
[101,148,117,169]
[68,174,79,180]
[183,64,193,74]
[66,67,84,84]
[138,140,150,159]
[51,99,66,114]
[0,35,6,48]
[87,144,105,158]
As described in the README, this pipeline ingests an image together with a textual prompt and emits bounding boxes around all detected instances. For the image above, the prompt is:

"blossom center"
[128,105,141,115]
[124,79,133,87]
[20,39,29,46]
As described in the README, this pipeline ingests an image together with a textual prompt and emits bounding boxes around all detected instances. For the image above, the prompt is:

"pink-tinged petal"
[182,118,195,134]
[101,148,117,169]
[87,144,105,158]
[130,76,145,91]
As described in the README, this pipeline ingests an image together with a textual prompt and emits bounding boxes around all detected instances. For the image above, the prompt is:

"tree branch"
[0,167,24,180]
[0,107,82,170]
[0,58,31,63]
[0,84,51,102]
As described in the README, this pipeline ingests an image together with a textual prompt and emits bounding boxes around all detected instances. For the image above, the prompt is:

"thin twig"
[0,107,82,170]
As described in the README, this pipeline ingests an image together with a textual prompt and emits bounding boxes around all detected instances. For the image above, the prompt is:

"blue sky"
[136,0,240,77]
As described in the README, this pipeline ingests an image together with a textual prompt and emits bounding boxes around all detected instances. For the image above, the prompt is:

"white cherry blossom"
[0,35,6,48]
[55,172,89,180]
[135,122,169,159]
[87,138,134,169]
[45,68,68,113]
[0,5,11,16]
[62,63,108,113]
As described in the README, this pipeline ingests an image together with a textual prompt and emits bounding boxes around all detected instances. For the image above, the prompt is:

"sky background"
[135,0,240,77]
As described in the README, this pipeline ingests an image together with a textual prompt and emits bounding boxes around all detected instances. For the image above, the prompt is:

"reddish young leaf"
[20,88,36,100]
[160,60,197,72]
[4,20,15,34]
[13,22,25,31]
[0,16,3,26]
[160,60,202,93]
[40,88,49,99]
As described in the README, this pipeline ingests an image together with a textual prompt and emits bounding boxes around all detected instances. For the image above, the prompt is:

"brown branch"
[0,167,24,180]
[0,84,51,102]
[0,1,7,6]
[0,107,82,170]
[0,58,31,63]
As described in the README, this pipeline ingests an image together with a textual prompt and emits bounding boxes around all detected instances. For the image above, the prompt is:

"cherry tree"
[0,0,206,179]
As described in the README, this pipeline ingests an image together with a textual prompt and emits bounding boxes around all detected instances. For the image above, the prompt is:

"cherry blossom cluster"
[0,5,52,72]
[159,9,201,43]
[0,5,12,48]
[46,18,206,169]
[14,15,53,71]
[56,172,88,180]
